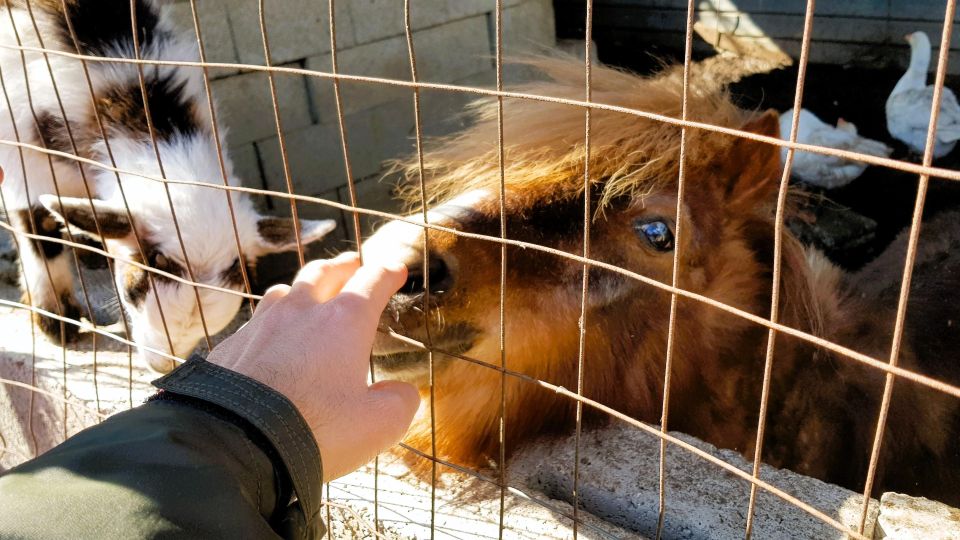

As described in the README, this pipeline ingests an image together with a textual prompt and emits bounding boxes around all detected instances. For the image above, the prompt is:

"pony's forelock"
[397,56,749,212]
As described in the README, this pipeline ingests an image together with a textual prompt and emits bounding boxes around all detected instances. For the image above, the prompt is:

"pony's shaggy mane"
[399,56,751,210]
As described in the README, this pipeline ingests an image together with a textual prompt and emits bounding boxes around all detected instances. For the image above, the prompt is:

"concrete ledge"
[510,425,879,539]
[0,283,956,538]
[876,492,960,540]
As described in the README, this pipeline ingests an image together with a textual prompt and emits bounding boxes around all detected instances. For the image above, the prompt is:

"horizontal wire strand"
[1,291,866,536]
[0,144,956,398]
[0,43,957,182]
[0,298,185,364]
[0,13,953,537]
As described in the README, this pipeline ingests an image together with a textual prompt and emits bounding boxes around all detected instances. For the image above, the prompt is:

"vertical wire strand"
[128,0,213,352]
[0,162,40,455]
[186,0,256,316]
[57,0,178,394]
[257,0,305,268]
[572,2,594,537]
[0,51,47,455]
[401,2,436,535]
[654,1,696,537]
[857,0,957,532]
[325,0,379,529]
[4,2,80,438]
[744,1,817,537]
[493,0,508,537]
[327,2,362,250]
[38,0,137,407]
[24,0,130,417]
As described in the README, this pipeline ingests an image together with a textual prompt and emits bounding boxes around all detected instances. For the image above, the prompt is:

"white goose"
[780,108,893,188]
[886,31,960,158]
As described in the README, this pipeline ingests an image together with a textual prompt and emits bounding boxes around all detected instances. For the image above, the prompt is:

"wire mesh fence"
[0,0,959,538]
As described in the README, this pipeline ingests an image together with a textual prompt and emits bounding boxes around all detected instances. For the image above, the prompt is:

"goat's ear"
[255,216,337,254]
[39,194,132,239]
[722,109,783,210]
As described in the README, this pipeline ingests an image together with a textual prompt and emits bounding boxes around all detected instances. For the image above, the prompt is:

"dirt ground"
[0,267,252,470]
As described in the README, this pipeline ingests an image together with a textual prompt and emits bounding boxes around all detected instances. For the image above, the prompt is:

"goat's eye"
[634,219,674,252]
[147,251,183,276]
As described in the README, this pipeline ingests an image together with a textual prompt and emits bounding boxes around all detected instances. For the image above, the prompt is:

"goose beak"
[905,33,914,43]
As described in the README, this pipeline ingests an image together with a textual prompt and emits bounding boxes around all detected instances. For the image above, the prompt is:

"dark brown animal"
[361,58,960,504]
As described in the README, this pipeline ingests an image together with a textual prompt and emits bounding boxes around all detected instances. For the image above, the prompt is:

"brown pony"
[360,58,960,504]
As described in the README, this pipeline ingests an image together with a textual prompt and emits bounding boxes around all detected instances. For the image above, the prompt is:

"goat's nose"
[399,253,453,296]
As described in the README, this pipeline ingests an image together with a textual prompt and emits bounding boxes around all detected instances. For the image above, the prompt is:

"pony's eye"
[634,219,674,252]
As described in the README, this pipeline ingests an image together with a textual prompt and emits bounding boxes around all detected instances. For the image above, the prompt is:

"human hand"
[207,252,420,482]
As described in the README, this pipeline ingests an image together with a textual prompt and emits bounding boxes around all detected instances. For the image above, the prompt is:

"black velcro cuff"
[152,354,323,528]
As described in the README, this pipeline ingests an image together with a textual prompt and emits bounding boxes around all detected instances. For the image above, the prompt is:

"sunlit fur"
[365,57,960,503]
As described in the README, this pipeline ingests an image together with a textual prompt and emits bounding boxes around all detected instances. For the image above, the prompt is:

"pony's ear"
[255,216,337,254]
[722,109,782,210]
[39,194,133,239]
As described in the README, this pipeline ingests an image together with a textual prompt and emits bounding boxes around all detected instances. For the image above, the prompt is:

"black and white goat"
[0,0,335,371]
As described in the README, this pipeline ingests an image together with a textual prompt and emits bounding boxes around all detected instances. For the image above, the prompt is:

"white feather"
[780,108,892,189]
[886,31,960,157]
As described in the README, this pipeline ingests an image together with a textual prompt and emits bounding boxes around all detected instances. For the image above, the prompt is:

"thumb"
[362,380,421,450]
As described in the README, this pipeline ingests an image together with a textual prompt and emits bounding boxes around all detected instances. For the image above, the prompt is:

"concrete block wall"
[166,0,556,282]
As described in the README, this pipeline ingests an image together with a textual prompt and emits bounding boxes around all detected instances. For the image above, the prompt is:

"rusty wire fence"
[0,0,958,538]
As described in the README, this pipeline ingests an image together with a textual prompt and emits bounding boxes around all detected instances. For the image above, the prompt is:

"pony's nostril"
[400,255,452,296]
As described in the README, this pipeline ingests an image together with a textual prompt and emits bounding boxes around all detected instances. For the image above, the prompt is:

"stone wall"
[166,0,556,281]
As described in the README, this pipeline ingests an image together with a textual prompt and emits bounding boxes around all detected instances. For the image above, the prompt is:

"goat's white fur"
[0,0,335,371]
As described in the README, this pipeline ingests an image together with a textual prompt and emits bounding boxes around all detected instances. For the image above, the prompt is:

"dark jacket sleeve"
[0,356,325,540]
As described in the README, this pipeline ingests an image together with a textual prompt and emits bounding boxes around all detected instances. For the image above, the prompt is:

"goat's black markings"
[26,0,169,57]
[257,217,298,247]
[14,206,65,259]
[221,257,244,288]
[123,264,150,308]
[123,245,187,308]
[34,110,99,167]
[35,110,71,154]
[97,74,200,140]
[53,200,132,239]
[22,1,199,142]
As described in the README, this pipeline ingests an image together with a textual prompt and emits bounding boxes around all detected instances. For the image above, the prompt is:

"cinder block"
[449,0,509,21]
[348,0,440,45]
[305,37,415,121]
[164,0,239,79]
[307,16,493,123]
[251,188,349,289]
[339,176,405,242]
[335,99,416,179]
[222,0,355,66]
[256,123,346,197]
[418,70,494,138]
[261,186,345,224]
[502,0,557,55]
[227,143,262,188]
[257,100,422,201]
[413,15,494,83]
[876,492,960,539]
[227,143,271,213]
[212,67,313,147]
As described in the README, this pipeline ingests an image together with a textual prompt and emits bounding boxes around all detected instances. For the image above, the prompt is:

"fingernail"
[334,251,360,261]
[384,261,407,273]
